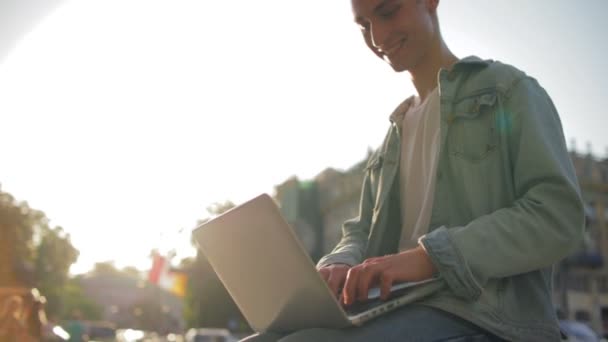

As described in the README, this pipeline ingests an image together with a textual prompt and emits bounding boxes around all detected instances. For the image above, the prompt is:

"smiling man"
[242,0,584,341]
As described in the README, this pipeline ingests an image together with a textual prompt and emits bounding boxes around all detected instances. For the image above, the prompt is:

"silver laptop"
[193,193,444,333]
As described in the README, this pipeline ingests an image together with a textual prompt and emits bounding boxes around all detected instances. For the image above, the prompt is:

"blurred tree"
[184,201,249,332]
[0,184,80,337]
[91,261,120,275]
[61,276,103,321]
[0,185,38,286]
[122,266,142,278]
[34,226,79,318]
[205,201,236,217]
[178,257,194,269]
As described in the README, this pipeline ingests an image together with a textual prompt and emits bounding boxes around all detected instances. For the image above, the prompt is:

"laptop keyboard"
[340,278,441,316]
[344,297,388,316]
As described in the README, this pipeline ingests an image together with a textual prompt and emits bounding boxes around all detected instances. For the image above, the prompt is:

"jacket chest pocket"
[448,91,499,163]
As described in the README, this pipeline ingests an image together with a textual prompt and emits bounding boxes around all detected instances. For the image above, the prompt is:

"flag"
[167,271,188,298]
[148,253,167,284]
[148,252,188,297]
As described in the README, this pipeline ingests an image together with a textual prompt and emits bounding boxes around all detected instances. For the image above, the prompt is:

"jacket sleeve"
[419,77,585,301]
[316,169,375,268]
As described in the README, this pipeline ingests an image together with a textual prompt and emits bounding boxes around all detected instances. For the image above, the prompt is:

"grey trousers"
[239,305,503,342]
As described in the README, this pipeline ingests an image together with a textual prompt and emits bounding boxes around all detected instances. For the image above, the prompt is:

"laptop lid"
[193,194,351,333]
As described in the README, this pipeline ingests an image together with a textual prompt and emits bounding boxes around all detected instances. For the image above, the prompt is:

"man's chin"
[384,56,411,73]
[387,61,409,73]
[390,65,409,72]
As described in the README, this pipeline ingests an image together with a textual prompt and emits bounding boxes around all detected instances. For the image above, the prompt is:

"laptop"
[193,193,444,333]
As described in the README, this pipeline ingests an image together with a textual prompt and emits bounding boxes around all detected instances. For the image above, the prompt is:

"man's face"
[351,0,437,72]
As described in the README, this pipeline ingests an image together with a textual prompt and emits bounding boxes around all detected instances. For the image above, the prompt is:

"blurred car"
[163,333,185,342]
[559,320,601,342]
[185,328,237,342]
[86,321,116,341]
[116,329,161,342]
[42,324,71,341]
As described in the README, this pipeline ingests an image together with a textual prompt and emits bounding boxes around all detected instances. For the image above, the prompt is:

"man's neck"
[409,41,458,102]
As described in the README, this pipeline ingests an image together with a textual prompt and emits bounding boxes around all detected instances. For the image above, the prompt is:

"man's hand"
[318,264,350,299]
[342,246,437,306]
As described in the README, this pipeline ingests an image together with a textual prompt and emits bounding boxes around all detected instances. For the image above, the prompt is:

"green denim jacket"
[317,56,585,341]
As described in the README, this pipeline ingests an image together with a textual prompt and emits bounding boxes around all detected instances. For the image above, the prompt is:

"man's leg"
[247,305,502,342]
[335,305,501,341]
[239,332,283,342]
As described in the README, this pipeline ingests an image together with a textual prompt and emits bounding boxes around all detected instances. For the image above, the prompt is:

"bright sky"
[1,0,606,274]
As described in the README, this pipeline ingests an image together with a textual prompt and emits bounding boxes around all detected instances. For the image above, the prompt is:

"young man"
[242,0,584,341]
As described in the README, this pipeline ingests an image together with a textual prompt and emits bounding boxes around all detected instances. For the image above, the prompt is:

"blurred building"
[274,153,369,263]
[274,147,608,333]
[79,272,184,334]
[554,149,608,333]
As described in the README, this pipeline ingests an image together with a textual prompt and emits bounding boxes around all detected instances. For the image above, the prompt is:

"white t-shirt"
[398,88,441,251]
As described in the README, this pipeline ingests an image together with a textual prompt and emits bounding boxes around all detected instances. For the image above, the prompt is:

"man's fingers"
[380,272,394,301]
[327,270,346,298]
[318,268,330,282]
[318,265,349,298]
[363,255,387,264]
[357,264,381,302]
[343,267,360,306]
[363,257,380,264]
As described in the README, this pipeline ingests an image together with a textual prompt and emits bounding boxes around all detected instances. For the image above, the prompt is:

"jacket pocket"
[448,91,499,163]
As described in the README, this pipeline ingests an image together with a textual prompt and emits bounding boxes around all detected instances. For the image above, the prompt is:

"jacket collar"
[388,56,491,123]
[389,95,416,124]
[452,55,492,69]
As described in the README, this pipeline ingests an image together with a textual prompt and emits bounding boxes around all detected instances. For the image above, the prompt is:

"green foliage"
[0,184,80,320]
[178,257,195,269]
[35,226,80,318]
[61,277,103,321]
[91,261,120,275]
[206,201,236,217]
[0,187,40,285]
[122,266,142,278]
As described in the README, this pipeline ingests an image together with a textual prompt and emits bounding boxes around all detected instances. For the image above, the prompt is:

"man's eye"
[379,5,401,19]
